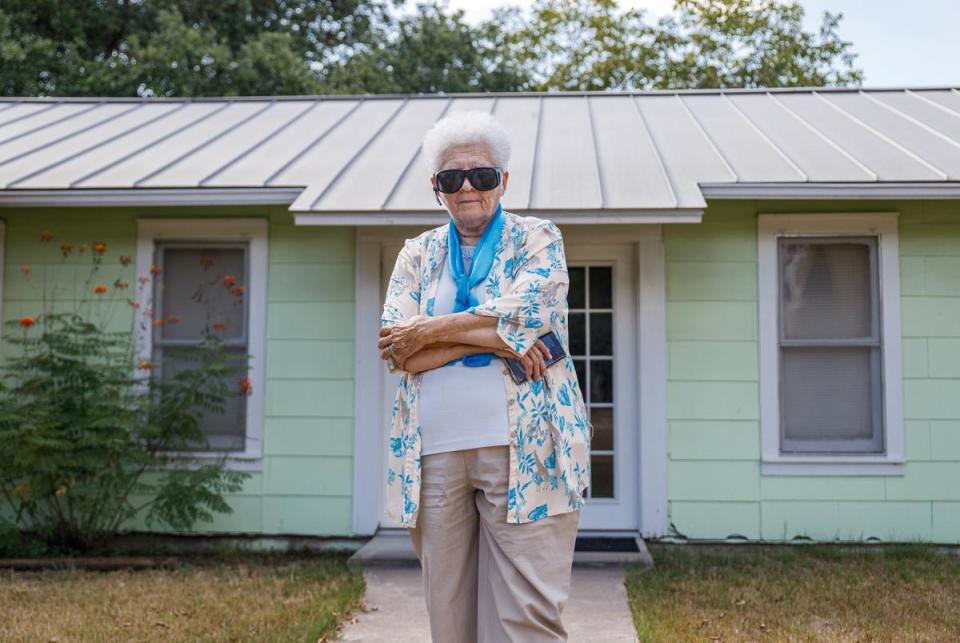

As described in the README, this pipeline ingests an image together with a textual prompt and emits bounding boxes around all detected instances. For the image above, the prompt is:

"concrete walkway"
[338,565,638,642]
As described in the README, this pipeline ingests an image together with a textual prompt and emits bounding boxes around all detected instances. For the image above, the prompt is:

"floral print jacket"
[381,210,591,527]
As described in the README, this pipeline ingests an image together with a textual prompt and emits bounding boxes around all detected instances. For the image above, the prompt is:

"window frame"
[757,213,904,476]
[135,218,267,470]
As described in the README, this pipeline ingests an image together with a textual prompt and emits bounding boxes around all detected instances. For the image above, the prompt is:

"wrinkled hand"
[493,339,552,381]
[379,315,430,368]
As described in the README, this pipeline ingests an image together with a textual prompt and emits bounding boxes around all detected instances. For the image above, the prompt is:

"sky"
[408,0,960,87]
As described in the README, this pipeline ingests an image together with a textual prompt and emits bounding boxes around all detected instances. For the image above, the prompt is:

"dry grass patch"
[626,545,960,642]
[0,551,364,642]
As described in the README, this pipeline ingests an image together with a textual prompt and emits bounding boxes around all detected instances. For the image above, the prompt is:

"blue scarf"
[447,203,504,367]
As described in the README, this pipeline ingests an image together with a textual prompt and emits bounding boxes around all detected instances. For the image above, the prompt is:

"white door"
[565,244,638,531]
[377,242,639,531]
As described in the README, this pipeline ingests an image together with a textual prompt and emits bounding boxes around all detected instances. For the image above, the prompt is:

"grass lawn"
[0,551,364,642]
[625,545,960,642]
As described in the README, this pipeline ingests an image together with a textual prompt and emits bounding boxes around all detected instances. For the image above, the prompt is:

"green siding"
[664,199,960,544]
[7,197,960,543]
[0,206,356,537]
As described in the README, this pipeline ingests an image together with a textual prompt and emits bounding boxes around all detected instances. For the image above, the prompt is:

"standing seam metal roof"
[0,87,958,213]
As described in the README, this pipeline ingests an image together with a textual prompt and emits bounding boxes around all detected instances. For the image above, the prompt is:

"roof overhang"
[701,182,960,199]
[293,209,703,225]
[0,187,302,207]
[0,187,703,222]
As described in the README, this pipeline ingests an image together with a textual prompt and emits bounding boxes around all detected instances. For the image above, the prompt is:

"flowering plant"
[0,230,252,551]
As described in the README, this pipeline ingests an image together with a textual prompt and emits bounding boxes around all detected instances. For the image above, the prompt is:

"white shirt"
[418,244,511,456]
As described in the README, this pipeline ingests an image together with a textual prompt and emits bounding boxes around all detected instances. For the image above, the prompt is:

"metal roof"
[1,87,959,218]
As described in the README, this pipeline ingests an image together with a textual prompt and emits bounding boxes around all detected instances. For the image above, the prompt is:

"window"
[758,214,903,474]
[153,242,250,451]
[568,265,614,498]
[135,219,267,467]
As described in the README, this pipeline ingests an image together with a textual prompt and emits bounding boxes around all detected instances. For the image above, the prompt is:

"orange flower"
[137,360,153,370]
[19,316,34,328]
[149,265,161,275]
[60,243,73,257]
[127,298,140,308]
[19,265,31,275]
[239,376,253,396]
[222,274,237,287]
[231,286,245,297]
[92,241,107,254]
[152,319,164,327]
[78,243,88,253]
[212,322,226,331]
[114,279,129,289]
[166,315,181,324]
[200,256,215,269]
[119,255,132,266]
[93,284,108,295]
[40,230,54,242]
[138,275,150,285]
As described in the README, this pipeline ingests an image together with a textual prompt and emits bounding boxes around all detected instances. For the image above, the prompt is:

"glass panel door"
[377,241,639,531]
[565,244,638,531]
[567,266,615,499]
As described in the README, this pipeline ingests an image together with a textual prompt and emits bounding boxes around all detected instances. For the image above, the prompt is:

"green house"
[1,87,958,544]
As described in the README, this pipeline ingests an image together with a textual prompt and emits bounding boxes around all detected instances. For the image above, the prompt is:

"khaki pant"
[407,445,581,643]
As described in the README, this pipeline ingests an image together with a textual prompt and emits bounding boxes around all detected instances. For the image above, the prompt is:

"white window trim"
[135,218,268,471]
[757,212,904,476]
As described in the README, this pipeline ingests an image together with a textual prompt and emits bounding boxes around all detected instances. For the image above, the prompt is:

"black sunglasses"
[433,166,503,194]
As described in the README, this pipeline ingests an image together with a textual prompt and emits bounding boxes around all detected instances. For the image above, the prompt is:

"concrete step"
[348,532,653,568]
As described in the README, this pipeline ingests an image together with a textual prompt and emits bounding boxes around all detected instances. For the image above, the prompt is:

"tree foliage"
[325,3,527,93]
[0,0,393,96]
[494,0,863,90]
[0,1,862,100]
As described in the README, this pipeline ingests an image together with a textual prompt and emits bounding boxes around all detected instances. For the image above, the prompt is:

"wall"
[0,205,357,537]
[663,199,960,543]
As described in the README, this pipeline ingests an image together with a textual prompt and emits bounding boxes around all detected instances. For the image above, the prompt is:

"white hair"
[422,111,512,174]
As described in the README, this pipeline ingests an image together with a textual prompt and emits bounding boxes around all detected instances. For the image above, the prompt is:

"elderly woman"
[378,110,591,642]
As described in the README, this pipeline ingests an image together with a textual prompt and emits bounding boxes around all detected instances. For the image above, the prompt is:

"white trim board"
[352,223,669,537]
[135,217,269,471]
[0,188,302,207]
[352,237,384,535]
[298,210,702,226]
[702,182,960,199]
[756,212,905,474]
[637,234,669,537]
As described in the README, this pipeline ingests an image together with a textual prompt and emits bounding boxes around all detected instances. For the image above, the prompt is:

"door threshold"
[365,528,652,568]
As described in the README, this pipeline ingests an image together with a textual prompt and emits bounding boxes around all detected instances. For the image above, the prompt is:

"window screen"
[777,238,883,453]
[153,243,249,452]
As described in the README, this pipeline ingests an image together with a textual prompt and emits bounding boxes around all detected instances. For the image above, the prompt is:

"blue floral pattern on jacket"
[381,210,592,527]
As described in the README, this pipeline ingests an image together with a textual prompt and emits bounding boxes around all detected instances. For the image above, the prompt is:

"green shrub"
[0,232,252,552]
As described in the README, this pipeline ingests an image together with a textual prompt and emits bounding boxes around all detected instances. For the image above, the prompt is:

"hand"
[494,339,552,381]
[379,315,430,367]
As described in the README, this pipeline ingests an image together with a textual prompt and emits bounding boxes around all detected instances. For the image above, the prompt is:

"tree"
[493,0,863,90]
[0,0,394,96]
[0,0,863,103]
[326,3,529,94]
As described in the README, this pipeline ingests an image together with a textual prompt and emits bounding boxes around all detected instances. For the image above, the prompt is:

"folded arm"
[466,220,569,357]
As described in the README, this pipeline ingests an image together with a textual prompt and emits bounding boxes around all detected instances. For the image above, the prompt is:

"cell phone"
[503,330,567,384]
